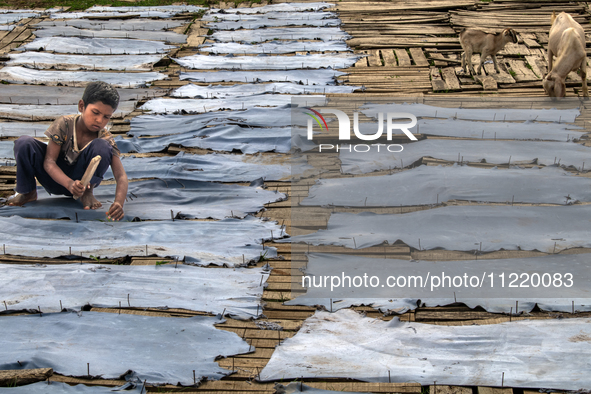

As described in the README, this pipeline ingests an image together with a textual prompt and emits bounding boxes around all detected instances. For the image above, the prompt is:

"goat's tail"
[551,10,557,24]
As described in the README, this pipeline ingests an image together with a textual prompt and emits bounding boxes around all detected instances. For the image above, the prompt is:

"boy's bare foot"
[7,190,37,206]
[79,186,102,210]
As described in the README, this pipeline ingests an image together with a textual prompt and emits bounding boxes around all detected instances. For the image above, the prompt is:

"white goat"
[460,28,518,75]
[543,11,588,99]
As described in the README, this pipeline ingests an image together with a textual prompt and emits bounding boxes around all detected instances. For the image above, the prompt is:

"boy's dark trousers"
[14,136,113,196]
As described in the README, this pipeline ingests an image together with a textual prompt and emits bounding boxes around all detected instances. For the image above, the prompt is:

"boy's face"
[78,100,115,132]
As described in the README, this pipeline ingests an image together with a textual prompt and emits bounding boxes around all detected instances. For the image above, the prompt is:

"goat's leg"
[581,61,589,98]
[466,49,475,74]
[461,52,467,73]
[492,55,501,73]
[547,48,554,75]
[477,53,488,75]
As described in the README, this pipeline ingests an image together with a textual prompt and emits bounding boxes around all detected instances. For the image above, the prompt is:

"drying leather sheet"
[199,41,350,54]
[0,66,166,87]
[50,11,178,19]
[0,179,286,220]
[259,309,591,390]
[288,253,591,314]
[290,205,591,253]
[180,69,345,84]
[0,141,14,163]
[208,3,332,13]
[140,95,297,113]
[203,10,335,21]
[0,101,135,121]
[0,215,279,266]
[204,13,339,30]
[0,85,165,105]
[174,53,361,70]
[128,106,296,136]
[85,5,206,13]
[0,12,38,24]
[0,382,143,393]
[276,383,365,394]
[0,312,250,385]
[103,152,291,182]
[33,26,186,43]
[361,102,579,123]
[35,19,187,31]
[407,118,582,141]
[116,124,293,154]
[0,263,268,318]
[0,122,51,136]
[207,18,340,30]
[1,8,45,11]
[20,37,175,55]
[339,140,591,173]
[7,52,162,71]
[302,165,591,206]
[173,83,357,98]
[211,27,349,43]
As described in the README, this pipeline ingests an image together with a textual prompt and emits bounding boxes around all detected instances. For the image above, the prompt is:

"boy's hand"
[106,202,124,221]
[68,179,86,198]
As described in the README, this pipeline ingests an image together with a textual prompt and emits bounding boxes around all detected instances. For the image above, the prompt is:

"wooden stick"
[73,155,101,200]
[0,368,53,386]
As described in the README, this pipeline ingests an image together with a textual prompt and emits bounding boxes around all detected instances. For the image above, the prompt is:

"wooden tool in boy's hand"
[73,155,101,200]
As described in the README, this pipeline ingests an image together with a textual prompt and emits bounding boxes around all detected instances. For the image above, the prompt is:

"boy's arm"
[44,140,86,197]
[106,155,128,221]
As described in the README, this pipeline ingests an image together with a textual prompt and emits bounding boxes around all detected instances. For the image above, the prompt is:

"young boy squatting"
[8,81,128,221]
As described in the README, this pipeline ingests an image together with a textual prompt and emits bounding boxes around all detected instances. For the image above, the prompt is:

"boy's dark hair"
[82,81,120,110]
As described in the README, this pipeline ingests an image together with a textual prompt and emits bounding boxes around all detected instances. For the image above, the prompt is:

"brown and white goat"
[543,11,588,99]
[460,28,518,75]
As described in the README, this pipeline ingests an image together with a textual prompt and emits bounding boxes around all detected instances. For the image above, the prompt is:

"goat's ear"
[546,74,554,81]
[510,29,517,43]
